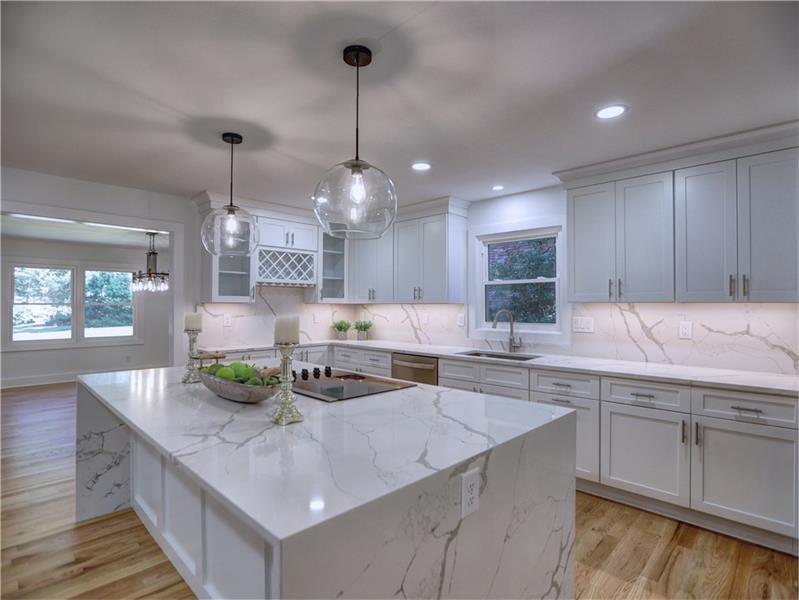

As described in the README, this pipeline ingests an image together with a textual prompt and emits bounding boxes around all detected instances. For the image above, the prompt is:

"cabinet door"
[419,215,447,303]
[258,218,288,247]
[601,402,690,506]
[478,383,529,401]
[303,346,329,365]
[373,227,395,302]
[567,183,616,302]
[438,376,478,392]
[532,393,599,481]
[691,416,797,536]
[675,161,738,302]
[395,220,420,302]
[615,173,674,301]
[738,148,799,302]
[348,238,376,302]
[288,223,318,251]
[213,253,254,303]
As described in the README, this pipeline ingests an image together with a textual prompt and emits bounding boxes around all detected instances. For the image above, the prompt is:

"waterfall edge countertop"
[200,339,799,397]
[77,364,573,542]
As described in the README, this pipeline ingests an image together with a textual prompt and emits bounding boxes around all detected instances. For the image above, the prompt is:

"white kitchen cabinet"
[737,148,799,302]
[201,248,256,304]
[438,376,529,401]
[691,387,798,429]
[295,346,329,365]
[530,369,600,400]
[258,217,317,251]
[332,347,391,376]
[691,416,798,537]
[437,359,528,390]
[601,402,690,507]
[567,183,616,302]
[614,173,674,301]
[394,213,467,303]
[601,377,691,413]
[349,227,394,302]
[532,392,599,481]
[675,160,738,302]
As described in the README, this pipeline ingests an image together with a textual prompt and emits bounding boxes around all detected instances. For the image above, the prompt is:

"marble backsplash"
[196,291,797,375]
[356,302,799,375]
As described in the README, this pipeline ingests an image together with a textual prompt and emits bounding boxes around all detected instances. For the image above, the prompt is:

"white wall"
[1,237,172,386]
[358,186,799,375]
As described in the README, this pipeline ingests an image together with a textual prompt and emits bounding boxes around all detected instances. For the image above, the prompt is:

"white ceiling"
[1,213,171,249]
[2,2,797,208]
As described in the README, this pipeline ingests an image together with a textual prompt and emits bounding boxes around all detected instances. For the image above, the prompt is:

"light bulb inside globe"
[350,169,366,204]
[224,211,239,234]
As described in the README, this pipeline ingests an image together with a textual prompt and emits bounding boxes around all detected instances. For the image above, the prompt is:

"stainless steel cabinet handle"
[285,232,289,246]
[472,386,478,392]
[551,382,572,388]
[551,397,572,404]
[730,405,763,414]
[618,278,622,299]
[694,422,701,446]
[419,287,423,300]
[608,278,613,300]
[413,287,418,300]
[729,274,736,297]
[291,232,295,246]
[681,420,687,444]
[742,274,749,297]
[630,392,655,399]
[392,359,436,370]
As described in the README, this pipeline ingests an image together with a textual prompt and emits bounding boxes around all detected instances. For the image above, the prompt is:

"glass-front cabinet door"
[215,253,254,302]
[320,234,346,301]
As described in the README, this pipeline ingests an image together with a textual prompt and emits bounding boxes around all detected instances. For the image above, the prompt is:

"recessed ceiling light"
[8,213,77,224]
[595,104,628,120]
[492,185,504,192]
[411,161,431,171]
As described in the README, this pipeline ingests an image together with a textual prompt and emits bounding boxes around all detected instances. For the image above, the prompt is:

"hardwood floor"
[1,383,796,599]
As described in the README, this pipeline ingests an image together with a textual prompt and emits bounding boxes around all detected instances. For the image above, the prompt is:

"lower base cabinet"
[438,376,529,400]
[601,402,691,507]
[532,392,599,482]
[691,415,798,537]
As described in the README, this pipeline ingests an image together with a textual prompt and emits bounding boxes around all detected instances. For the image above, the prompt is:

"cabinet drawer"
[438,376,477,392]
[531,392,599,481]
[531,369,599,399]
[692,388,798,429]
[439,359,480,382]
[362,350,390,370]
[479,383,529,401]
[361,365,391,378]
[481,364,529,390]
[602,377,691,413]
[333,347,362,365]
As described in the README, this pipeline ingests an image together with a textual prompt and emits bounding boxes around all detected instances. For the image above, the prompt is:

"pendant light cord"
[229,140,234,208]
[355,52,360,161]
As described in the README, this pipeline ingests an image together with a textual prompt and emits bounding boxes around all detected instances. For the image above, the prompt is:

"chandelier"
[132,232,169,293]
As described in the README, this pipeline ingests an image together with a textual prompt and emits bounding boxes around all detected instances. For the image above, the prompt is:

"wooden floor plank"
[1,383,797,599]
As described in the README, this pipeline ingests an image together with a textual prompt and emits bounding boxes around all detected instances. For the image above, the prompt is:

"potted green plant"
[332,320,351,340]
[354,320,373,341]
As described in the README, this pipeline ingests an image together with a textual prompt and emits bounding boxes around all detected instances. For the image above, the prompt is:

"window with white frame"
[8,262,138,346]
[480,231,559,328]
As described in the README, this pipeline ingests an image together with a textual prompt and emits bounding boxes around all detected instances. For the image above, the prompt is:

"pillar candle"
[274,315,300,344]
[184,312,203,331]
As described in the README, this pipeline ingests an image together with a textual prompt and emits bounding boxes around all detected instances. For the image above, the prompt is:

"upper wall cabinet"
[738,148,798,302]
[349,226,394,303]
[258,217,318,251]
[568,173,674,302]
[201,246,256,304]
[675,148,798,302]
[395,213,467,304]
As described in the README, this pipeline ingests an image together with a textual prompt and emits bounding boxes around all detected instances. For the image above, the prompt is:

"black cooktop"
[292,367,415,402]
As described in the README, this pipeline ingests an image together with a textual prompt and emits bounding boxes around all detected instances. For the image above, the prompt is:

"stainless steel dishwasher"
[391,353,438,385]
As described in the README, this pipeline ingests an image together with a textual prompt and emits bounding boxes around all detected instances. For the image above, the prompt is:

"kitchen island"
[76,364,576,599]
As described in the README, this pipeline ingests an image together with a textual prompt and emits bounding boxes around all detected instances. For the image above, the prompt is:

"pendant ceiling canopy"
[200,132,260,256]
[312,45,397,240]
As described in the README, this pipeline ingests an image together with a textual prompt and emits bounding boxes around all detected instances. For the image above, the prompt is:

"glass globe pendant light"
[200,132,259,256]
[312,45,397,239]
[132,232,170,293]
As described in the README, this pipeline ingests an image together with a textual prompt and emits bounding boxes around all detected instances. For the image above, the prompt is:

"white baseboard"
[578,479,798,556]
[1,363,168,389]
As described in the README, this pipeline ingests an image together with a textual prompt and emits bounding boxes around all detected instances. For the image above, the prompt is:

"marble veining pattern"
[77,366,573,541]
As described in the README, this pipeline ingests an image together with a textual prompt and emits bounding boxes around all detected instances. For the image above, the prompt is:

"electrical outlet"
[572,316,594,333]
[461,467,480,518]
[223,314,233,327]
[679,321,693,340]
[457,313,466,327]
[422,312,430,325]
[312,312,319,324]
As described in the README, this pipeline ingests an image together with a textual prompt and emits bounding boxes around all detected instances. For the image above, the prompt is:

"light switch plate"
[457,313,465,327]
[461,467,480,518]
[223,314,233,327]
[679,321,693,339]
[312,312,319,324]
[572,316,594,333]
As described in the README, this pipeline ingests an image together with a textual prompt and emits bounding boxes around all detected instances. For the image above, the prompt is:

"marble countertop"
[200,339,799,397]
[78,365,572,542]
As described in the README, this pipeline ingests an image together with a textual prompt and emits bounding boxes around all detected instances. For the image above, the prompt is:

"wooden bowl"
[198,371,281,404]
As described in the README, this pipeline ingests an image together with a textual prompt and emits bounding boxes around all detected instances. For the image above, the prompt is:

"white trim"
[0,362,167,389]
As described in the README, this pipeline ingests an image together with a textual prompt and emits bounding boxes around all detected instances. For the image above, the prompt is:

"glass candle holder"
[272,343,303,425]
[182,329,202,384]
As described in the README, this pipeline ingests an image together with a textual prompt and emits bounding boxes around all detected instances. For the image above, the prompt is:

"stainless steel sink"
[456,351,540,362]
